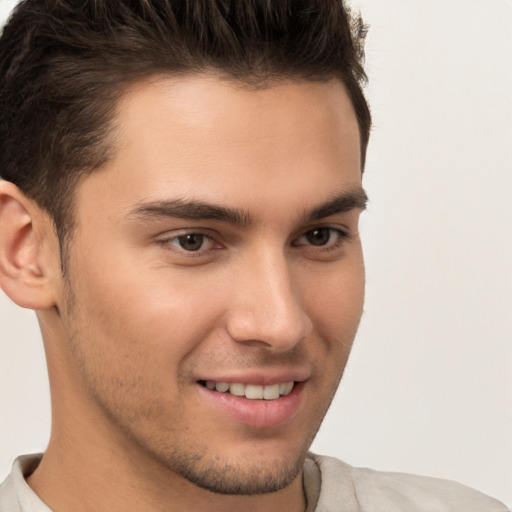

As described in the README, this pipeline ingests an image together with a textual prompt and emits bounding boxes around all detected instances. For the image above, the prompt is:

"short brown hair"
[0,0,370,253]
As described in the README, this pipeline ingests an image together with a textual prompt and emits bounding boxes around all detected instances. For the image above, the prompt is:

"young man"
[0,1,507,511]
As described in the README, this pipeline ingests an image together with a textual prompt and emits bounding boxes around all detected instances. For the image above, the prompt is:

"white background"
[0,0,511,507]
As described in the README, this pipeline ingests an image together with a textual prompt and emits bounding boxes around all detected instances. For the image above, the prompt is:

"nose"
[225,249,313,352]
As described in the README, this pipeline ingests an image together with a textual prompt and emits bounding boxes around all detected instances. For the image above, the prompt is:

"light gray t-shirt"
[0,453,508,511]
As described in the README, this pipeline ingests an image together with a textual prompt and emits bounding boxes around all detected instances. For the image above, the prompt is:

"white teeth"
[245,384,264,399]
[205,380,295,400]
[215,382,230,392]
[263,383,280,400]
[229,383,245,397]
[281,382,294,396]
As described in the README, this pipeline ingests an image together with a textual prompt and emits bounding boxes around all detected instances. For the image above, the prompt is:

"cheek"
[302,257,365,337]
[67,253,227,373]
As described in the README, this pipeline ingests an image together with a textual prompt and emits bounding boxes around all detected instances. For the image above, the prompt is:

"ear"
[0,180,58,309]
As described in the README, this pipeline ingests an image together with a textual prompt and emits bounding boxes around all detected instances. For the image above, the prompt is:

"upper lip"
[196,369,310,386]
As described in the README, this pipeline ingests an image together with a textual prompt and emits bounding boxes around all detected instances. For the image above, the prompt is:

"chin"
[172,451,306,495]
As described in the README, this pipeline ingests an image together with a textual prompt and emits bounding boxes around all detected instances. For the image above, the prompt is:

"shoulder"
[0,454,50,512]
[309,453,509,512]
[0,470,22,512]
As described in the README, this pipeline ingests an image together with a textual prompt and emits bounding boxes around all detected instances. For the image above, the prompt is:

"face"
[55,75,365,494]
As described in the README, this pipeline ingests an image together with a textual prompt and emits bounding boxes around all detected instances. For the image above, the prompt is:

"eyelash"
[160,226,349,258]
[292,227,349,251]
[164,232,219,254]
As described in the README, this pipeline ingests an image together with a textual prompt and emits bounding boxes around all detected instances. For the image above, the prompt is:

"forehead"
[76,74,361,219]
[116,74,359,144]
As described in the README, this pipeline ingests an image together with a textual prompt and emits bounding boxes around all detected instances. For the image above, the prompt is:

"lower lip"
[197,382,304,428]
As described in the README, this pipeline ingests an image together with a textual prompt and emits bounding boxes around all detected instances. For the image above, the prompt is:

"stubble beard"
[150,383,336,496]
[59,269,350,498]
[164,447,308,495]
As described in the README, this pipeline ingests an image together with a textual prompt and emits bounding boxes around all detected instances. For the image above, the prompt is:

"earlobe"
[0,180,57,310]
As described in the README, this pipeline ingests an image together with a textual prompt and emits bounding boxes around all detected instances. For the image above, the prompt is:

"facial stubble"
[59,259,353,496]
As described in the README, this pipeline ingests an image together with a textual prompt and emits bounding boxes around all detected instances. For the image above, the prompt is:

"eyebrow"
[304,188,368,221]
[128,188,368,227]
[129,199,252,227]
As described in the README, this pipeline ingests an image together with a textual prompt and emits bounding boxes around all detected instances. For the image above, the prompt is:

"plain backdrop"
[0,0,511,507]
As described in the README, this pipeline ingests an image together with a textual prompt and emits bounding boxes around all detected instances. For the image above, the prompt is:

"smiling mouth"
[198,380,295,400]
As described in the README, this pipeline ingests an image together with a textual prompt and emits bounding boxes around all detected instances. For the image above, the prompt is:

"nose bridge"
[226,245,313,350]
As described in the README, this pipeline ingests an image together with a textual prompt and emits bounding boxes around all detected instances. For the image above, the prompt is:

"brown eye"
[176,234,205,251]
[293,227,347,251]
[304,228,332,246]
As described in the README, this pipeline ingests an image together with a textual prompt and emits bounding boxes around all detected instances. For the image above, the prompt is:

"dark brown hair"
[0,0,371,254]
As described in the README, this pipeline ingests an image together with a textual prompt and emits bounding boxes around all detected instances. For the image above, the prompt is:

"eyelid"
[159,227,217,240]
[156,224,351,258]
[293,226,350,246]
[159,228,224,255]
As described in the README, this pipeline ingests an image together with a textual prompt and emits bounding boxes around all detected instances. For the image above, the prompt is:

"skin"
[0,75,365,512]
